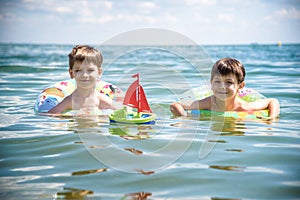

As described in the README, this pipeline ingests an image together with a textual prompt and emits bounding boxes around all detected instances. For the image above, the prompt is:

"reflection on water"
[66,115,107,130]
[124,147,143,155]
[211,197,241,200]
[225,149,244,152]
[136,169,155,175]
[209,165,285,174]
[109,124,154,140]
[71,168,108,176]
[56,187,94,200]
[194,115,275,135]
[209,165,246,172]
[123,192,152,200]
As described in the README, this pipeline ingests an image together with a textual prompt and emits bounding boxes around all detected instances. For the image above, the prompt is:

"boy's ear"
[239,81,245,89]
[69,68,74,78]
[98,68,103,76]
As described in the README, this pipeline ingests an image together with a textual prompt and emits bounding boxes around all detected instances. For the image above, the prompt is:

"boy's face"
[72,61,102,89]
[211,73,244,101]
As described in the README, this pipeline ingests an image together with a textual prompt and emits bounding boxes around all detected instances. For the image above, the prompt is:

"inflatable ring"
[34,79,121,114]
[179,86,269,119]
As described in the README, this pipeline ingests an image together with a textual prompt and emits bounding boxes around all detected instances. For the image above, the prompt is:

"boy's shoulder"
[191,95,212,110]
[197,95,213,103]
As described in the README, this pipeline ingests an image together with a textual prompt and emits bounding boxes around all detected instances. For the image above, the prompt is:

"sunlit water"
[0,43,299,199]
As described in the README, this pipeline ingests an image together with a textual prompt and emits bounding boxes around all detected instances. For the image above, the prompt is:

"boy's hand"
[170,102,187,116]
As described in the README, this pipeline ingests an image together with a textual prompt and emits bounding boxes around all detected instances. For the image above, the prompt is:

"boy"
[48,45,114,114]
[170,58,280,119]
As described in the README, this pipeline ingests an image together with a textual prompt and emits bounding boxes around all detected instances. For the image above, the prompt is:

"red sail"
[138,85,152,113]
[123,78,152,113]
[123,80,139,108]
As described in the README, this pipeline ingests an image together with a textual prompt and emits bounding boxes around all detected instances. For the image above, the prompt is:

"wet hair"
[210,58,246,84]
[68,45,103,69]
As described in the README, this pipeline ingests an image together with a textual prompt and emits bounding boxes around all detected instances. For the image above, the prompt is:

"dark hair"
[211,58,246,84]
[68,45,103,69]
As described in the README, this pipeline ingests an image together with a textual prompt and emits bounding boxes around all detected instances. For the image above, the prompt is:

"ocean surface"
[0,43,299,199]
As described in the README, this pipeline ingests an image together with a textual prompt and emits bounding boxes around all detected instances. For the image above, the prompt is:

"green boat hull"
[109,107,156,125]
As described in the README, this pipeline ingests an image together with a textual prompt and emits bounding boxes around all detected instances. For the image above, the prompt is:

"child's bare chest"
[72,94,99,110]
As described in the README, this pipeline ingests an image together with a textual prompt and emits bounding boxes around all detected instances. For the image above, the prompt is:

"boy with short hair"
[170,58,280,119]
[48,45,114,114]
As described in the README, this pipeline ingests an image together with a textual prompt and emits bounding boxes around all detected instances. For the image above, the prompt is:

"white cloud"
[218,13,234,23]
[79,14,113,24]
[22,0,57,11]
[116,14,157,24]
[138,2,158,10]
[97,14,114,23]
[164,14,178,23]
[186,0,216,6]
[193,13,211,24]
[263,6,300,25]
[262,15,277,26]
[275,7,300,19]
[55,7,72,14]
[79,7,94,17]
[136,2,159,14]
[103,1,113,9]
[263,15,272,21]
[77,13,157,24]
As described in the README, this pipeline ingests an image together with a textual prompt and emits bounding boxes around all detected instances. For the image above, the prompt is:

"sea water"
[0,43,299,199]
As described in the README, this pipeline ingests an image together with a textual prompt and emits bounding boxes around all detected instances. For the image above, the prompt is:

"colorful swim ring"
[34,79,121,115]
[179,86,269,119]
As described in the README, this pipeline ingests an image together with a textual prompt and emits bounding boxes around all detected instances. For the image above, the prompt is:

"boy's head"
[210,58,245,84]
[68,45,103,78]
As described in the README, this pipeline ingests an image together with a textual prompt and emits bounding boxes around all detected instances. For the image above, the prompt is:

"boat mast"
[132,73,141,114]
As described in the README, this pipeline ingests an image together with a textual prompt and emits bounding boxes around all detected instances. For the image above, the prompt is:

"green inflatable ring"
[179,86,269,119]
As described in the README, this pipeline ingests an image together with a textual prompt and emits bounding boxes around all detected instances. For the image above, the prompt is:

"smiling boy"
[170,58,280,119]
[48,45,113,114]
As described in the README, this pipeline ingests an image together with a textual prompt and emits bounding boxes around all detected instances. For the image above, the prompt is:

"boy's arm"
[99,94,114,109]
[170,102,188,116]
[48,95,72,114]
[170,98,211,116]
[250,98,280,119]
[267,98,280,119]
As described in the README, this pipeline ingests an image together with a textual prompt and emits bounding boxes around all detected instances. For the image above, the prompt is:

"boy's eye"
[75,69,81,72]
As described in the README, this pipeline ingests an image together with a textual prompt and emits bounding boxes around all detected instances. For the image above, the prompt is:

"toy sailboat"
[109,73,156,124]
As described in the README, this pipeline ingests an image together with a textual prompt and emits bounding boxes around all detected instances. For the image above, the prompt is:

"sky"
[0,0,299,45]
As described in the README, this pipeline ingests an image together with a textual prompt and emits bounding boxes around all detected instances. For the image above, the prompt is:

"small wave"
[0,65,63,73]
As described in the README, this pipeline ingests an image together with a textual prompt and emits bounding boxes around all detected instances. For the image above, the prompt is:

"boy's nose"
[82,72,89,78]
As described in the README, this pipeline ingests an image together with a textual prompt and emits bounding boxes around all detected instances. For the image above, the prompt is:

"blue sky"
[0,0,299,45]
